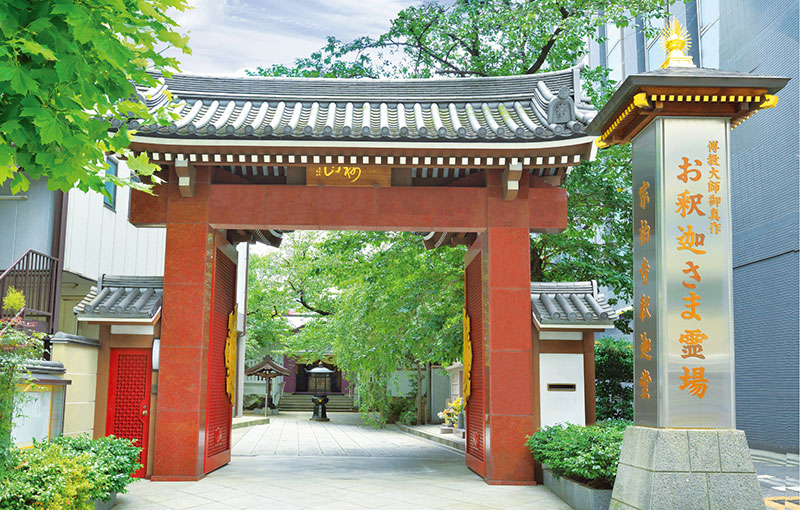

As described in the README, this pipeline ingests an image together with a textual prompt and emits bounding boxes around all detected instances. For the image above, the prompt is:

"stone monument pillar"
[587,19,789,510]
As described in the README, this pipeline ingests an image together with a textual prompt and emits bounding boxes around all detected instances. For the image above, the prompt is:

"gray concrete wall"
[0,179,55,269]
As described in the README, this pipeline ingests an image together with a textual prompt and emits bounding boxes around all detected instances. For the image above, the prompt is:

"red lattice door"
[204,248,236,473]
[465,253,486,477]
[107,348,152,478]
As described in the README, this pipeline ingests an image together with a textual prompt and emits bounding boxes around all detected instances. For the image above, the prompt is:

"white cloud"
[167,0,418,76]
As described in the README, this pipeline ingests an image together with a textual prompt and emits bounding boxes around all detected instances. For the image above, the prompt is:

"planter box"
[542,466,611,510]
[94,493,117,510]
[439,425,453,434]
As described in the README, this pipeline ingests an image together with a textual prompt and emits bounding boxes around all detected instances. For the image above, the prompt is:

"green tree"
[594,336,634,421]
[249,0,671,329]
[246,232,464,426]
[0,0,191,195]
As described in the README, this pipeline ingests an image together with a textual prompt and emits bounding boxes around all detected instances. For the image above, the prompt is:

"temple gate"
[128,68,598,484]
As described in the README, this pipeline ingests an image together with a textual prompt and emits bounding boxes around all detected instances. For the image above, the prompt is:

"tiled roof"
[245,356,291,378]
[130,67,596,142]
[531,280,617,328]
[74,276,163,320]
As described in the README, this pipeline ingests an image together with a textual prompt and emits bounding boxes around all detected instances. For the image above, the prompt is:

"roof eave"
[587,71,791,136]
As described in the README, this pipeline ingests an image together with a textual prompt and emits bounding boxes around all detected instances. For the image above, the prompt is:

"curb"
[232,417,270,429]
[396,423,465,452]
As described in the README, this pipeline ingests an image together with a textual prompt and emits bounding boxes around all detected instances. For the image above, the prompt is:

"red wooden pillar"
[152,165,214,481]
[465,172,536,485]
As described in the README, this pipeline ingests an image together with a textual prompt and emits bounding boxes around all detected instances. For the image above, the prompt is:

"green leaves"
[526,420,630,489]
[0,0,190,195]
[247,232,465,426]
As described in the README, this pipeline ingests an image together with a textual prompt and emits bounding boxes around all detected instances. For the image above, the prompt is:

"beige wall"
[51,341,99,437]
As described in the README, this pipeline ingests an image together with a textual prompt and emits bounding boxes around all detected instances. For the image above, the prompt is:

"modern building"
[587,0,799,454]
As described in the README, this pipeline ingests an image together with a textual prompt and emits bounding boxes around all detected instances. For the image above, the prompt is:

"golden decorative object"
[225,305,238,406]
[660,18,695,69]
[462,308,472,401]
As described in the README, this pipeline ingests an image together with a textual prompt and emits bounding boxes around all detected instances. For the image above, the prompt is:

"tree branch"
[525,6,572,74]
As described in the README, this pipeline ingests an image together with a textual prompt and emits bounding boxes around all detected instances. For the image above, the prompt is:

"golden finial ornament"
[660,18,695,69]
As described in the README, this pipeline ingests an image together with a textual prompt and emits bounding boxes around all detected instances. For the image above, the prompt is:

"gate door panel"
[204,248,236,473]
[107,348,152,478]
[465,253,486,476]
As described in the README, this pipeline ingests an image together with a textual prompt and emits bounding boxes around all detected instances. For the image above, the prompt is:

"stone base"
[611,426,764,510]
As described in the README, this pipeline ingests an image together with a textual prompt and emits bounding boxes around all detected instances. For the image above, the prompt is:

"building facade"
[587,0,799,453]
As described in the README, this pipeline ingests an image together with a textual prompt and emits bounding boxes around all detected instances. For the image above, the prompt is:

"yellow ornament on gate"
[225,305,238,406]
[462,308,472,401]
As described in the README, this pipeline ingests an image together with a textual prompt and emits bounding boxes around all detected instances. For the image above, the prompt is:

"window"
[12,385,66,447]
[698,0,720,68]
[605,24,624,83]
[645,17,666,71]
[104,157,117,210]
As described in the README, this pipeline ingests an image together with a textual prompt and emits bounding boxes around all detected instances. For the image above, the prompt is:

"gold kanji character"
[677,225,707,254]
[639,220,651,246]
[679,329,707,359]
[707,153,720,166]
[709,195,721,207]
[640,369,652,400]
[639,294,651,323]
[681,291,702,320]
[710,222,722,235]
[675,190,706,218]
[683,261,701,282]
[679,366,708,398]
[640,332,652,360]
[708,180,720,193]
[678,157,702,183]
[709,167,720,179]
[710,208,720,221]
[640,257,650,286]
[638,181,651,209]
[708,140,719,153]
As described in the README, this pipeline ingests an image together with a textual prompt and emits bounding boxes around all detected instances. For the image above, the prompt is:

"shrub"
[52,435,141,500]
[0,436,140,509]
[243,393,266,410]
[385,396,415,424]
[525,420,630,489]
[595,336,634,421]
[0,443,95,510]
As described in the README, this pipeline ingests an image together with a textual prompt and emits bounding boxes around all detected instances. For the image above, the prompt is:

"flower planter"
[94,493,117,510]
[542,466,611,510]
[440,424,454,434]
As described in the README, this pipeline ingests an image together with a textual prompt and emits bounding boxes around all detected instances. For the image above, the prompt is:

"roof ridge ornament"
[660,18,696,69]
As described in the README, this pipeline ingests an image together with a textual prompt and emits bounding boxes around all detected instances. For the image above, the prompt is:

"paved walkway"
[115,412,571,510]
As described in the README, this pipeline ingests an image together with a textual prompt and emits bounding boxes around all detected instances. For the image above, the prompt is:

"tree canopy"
[0,0,191,195]
[247,232,464,425]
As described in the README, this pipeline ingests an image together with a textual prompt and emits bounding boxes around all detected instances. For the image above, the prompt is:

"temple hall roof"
[74,276,163,321]
[531,281,617,329]
[131,67,597,142]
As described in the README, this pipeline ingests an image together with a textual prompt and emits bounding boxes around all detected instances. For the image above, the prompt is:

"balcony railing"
[0,249,59,335]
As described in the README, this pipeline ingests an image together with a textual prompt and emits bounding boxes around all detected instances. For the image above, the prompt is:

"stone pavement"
[115,412,571,510]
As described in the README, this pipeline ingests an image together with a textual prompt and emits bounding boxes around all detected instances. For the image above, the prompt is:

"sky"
[170,0,418,76]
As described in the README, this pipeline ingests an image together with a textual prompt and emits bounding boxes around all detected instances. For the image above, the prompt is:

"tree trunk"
[426,362,433,424]
[416,363,424,425]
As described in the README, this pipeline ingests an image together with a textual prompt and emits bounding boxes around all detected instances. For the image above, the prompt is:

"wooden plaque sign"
[306,165,391,187]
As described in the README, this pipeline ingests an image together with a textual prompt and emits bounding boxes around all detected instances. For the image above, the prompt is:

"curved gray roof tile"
[135,67,597,142]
